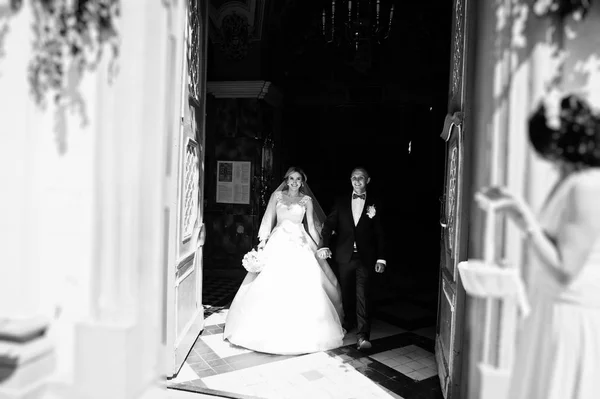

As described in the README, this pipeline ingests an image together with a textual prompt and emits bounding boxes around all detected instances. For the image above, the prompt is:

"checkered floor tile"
[168,311,442,398]
[202,275,243,318]
[172,274,444,398]
[371,345,438,381]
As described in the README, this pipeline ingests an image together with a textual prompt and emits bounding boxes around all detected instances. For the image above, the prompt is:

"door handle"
[197,223,206,248]
[439,195,447,228]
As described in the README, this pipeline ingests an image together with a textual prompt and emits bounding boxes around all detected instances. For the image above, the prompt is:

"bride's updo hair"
[282,166,308,194]
[529,94,600,167]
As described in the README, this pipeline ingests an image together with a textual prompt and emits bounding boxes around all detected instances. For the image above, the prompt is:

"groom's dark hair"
[350,166,370,179]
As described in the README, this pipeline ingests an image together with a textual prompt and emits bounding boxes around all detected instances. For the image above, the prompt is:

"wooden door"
[164,0,209,378]
[436,120,467,398]
[435,0,471,395]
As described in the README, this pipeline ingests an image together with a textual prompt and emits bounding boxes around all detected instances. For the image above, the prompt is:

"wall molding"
[206,80,283,107]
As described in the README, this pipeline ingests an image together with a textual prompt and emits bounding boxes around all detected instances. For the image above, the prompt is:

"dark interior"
[203,0,454,329]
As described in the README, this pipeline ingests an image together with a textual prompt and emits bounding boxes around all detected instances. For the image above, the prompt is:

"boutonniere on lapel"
[366,205,376,218]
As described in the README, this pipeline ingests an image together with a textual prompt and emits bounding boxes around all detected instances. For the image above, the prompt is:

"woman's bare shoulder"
[572,169,600,191]
[568,169,600,217]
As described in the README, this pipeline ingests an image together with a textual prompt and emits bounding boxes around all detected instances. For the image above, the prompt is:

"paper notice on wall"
[216,161,251,204]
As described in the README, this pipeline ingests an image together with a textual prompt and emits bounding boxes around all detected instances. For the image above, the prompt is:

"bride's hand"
[479,186,537,231]
[317,248,331,259]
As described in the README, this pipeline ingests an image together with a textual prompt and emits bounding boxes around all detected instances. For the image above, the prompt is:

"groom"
[317,167,386,350]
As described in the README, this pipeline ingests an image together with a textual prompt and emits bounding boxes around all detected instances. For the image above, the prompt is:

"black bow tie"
[352,193,366,200]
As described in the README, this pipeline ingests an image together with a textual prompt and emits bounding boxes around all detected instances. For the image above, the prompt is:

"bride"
[223,166,345,355]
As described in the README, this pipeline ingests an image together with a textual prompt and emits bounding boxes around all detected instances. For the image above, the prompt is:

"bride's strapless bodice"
[536,170,600,308]
[274,194,309,226]
[266,193,316,250]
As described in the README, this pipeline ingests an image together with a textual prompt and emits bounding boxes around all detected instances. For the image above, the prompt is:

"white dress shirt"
[352,192,366,225]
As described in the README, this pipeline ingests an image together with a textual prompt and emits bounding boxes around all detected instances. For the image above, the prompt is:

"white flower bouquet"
[242,247,267,273]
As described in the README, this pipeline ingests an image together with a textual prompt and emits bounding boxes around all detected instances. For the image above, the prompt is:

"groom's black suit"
[319,192,385,341]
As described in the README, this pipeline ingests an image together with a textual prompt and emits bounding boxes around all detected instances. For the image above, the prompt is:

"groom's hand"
[317,248,332,259]
[375,262,386,273]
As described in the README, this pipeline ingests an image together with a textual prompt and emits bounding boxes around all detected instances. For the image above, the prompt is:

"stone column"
[72,1,178,398]
[0,0,183,398]
[0,1,56,398]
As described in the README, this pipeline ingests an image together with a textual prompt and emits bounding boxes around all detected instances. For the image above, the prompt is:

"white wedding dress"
[223,193,345,355]
[508,170,600,399]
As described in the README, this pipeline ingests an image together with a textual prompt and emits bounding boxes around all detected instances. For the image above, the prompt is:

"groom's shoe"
[357,338,372,351]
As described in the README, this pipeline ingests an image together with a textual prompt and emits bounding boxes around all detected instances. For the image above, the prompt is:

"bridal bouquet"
[242,247,267,273]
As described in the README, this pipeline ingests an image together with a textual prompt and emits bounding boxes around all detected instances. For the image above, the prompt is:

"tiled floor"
[201,275,245,319]
[370,345,437,381]
[168,274,443,399]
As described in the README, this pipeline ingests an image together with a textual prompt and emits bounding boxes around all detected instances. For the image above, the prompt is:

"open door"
[435,0,471,395]
[435,117,467,398]
[164,0,209,378]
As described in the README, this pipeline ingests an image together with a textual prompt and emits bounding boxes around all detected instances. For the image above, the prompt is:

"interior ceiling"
[208,0,453,106]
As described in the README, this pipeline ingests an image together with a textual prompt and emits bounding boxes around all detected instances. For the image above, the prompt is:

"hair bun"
[529,94,600,167]
[560,95,593,125]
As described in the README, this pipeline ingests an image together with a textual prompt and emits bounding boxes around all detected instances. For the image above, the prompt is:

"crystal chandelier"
[321,0,395,50]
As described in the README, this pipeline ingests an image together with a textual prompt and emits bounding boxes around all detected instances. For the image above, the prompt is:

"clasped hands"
[316,248,386,273]
[316,248,332,259]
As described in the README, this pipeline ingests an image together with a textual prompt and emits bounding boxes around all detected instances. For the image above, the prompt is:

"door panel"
[165,0,209,378]
[436,0,470,394]
[436,121,465,398]
[176,254,200,337]
[437,275,455,371]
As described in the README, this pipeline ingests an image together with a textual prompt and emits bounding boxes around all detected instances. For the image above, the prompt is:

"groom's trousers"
[338,251,373,341]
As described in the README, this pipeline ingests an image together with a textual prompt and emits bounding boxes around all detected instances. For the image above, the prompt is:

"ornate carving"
[207,0,269,60]
[182,138,200,242]
[256,135,274,211]
[219,12,250,60]
[446,145,458,253]
[1,0,120,107]
[451,0,464,100]
[187,0,201,100]
[208,0,266,42]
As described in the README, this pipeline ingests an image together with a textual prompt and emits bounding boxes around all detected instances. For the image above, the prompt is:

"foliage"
[7,0,120,106]
[534,0,593,20]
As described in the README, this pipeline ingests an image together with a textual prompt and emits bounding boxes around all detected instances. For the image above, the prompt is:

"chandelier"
[321,0,395,50]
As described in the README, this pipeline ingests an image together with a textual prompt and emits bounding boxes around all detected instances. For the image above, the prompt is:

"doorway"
[167,103,450,399]
[282,103,447,333]
[166,0,455,397]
